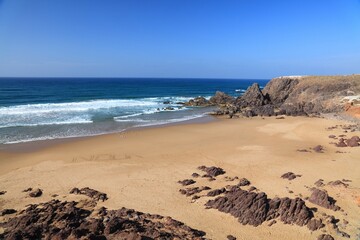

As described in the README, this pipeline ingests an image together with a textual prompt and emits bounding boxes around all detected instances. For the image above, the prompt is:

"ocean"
[0,78,269,144]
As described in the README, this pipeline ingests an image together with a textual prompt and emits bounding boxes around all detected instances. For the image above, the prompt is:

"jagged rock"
[197,166,226,177]
[29,188,42,198]
[0,209,17,216]
[236,83,268,108]
[317,234,334,240]
[252,105,275,116]
[205,187,313,227]
[307,218,325,231]
[281,172,299,180]
[308,188,340,211]
[183,97,211,106]
[70,187,108,202]
[209,91,234,105]
[0,199,206,240]
[237,178,251,186]
[177,179,196,186]
[262,77,299,105]
[207,188,226,197]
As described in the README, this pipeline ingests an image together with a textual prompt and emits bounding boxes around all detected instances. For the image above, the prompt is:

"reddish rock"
[237,178,251,186]
[336,138,348,147]
[314,179,325,187]
[307,218,325,231]
[327,180,349,188]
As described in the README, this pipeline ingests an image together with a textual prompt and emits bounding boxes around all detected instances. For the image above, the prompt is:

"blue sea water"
[0,78,269,144]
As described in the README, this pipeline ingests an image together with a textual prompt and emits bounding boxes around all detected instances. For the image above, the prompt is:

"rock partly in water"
[209,91,235,105]
[236,83,268,108]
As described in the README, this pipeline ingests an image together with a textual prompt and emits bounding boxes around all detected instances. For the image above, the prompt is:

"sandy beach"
[0,116,359,239]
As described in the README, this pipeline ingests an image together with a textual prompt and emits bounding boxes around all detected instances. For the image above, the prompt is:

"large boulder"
[236,83,268,108]
[183,96,211,106]
[262,77,300,105]
[209,91,235,105]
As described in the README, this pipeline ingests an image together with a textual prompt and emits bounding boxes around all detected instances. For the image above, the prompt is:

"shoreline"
[0,114,217,153]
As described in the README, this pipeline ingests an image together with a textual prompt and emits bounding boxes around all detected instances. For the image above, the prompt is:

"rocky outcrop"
[205,187,313,227]
[178,179,196,186]
[236,83,269,108]
[197,165,226,177]
[281,172,300,180]
[0,199,206,240]
[29,188,42,198]
[183,96,212,107]
[186,75,360,118]
[308,188,340,211]
[210,91,235,105]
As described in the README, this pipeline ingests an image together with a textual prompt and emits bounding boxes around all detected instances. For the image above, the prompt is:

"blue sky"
[0,0,359,78]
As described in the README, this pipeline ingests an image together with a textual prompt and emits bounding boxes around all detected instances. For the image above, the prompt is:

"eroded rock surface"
[205,187,313,227]
[0,200,206,240]
[177,179,196,186]
[70,187,108,202]
[197,166,226,177]
[281,172,301,180]
[308,188,340,211]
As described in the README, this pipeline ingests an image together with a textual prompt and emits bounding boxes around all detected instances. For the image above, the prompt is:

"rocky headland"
[184,75,360,119]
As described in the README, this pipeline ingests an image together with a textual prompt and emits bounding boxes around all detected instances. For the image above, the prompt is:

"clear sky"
[0,0,359,79]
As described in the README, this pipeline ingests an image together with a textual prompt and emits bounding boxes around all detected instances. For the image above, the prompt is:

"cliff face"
[262,75,360,113]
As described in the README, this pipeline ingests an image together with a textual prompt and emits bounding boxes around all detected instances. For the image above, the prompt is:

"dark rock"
[209,91,234,105]
[248,186,257,192]
[262,77,299,105]
[177,179,196,186]
[317,234,334,240]
[22,188,32,192]
[205,188,313,227]
[307,218,325,231]
[29,188,42,198]
[252,105,275,116]
[191,173,200,178]
[313,145,324,153]
[197,166,226,177]
[236,83,268,108]
[327,180,349,188]
[207,188,226,197]
[183,97,211,107]
[328,135,336,138]
[0,190,6,195]
[0,209,17,216]
[70,187,108,202]
[0,199,207,239]
[237,178,251,186]
[308,188,340,211]
[163,101,171,104]
[281,172,298,180]
[227,234,237,240]
[163,107,175,111]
